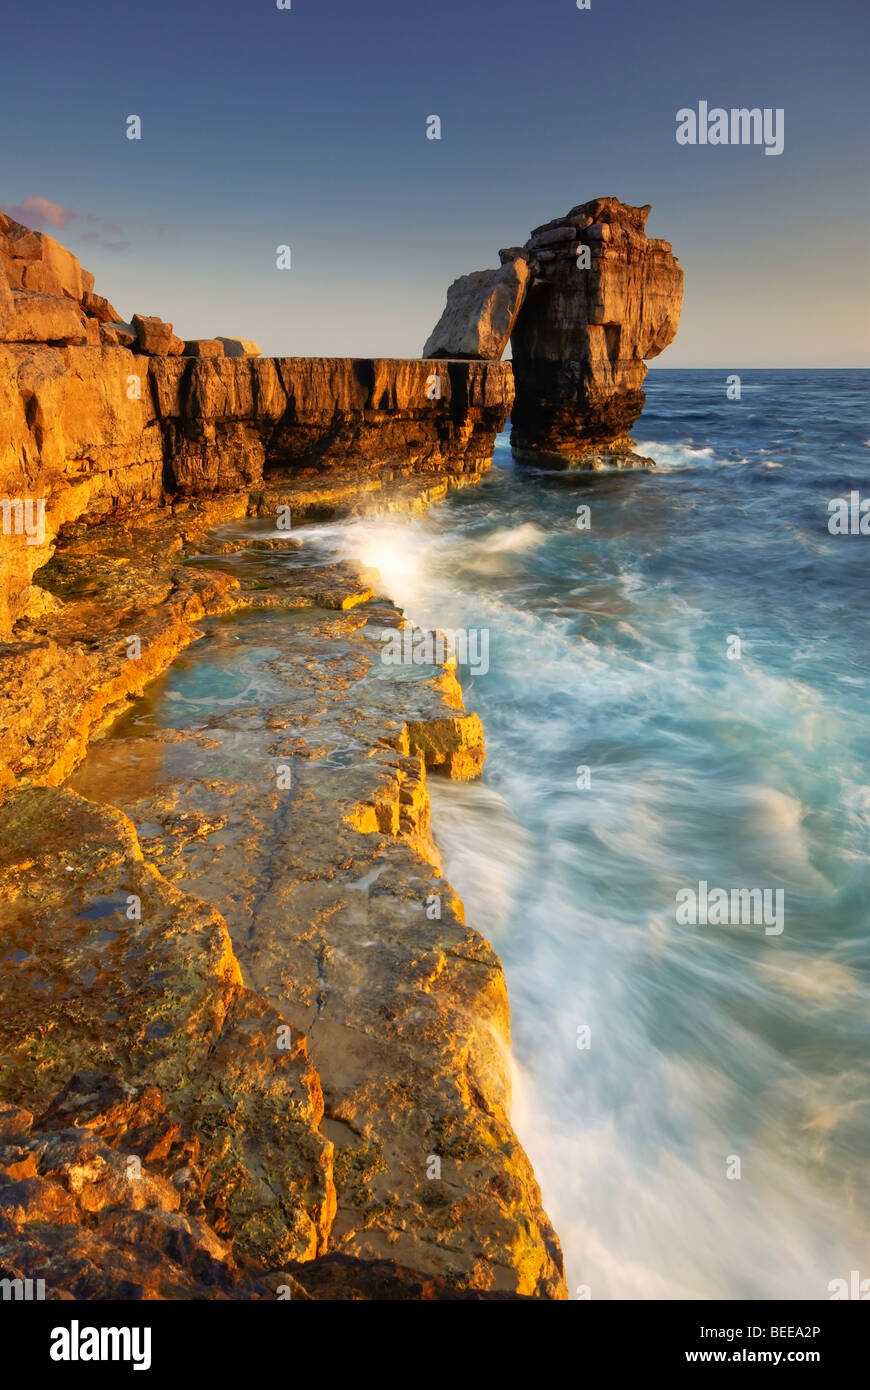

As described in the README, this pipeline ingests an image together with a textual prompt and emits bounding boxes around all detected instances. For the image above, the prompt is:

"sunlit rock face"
[422,256,530,360]
[0,211,514,635]
[509,197,683,466]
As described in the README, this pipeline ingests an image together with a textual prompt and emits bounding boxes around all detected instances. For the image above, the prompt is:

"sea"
[315,368,870,1299]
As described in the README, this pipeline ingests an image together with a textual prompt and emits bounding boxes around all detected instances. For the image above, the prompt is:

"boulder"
[2,289,85,345]
[422,255,530,360]
[3,223,83,301]
[184,339,225,357]
[217,337,261,358]
[83,291,121,324]
[131,313,175,355]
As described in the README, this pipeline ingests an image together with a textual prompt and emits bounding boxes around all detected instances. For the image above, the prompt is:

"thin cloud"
[5,195,76,229]
[2,197,132,254]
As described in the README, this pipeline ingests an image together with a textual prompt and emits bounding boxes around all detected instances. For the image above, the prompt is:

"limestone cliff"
[0,212,513,635]
[0,213,565,1300]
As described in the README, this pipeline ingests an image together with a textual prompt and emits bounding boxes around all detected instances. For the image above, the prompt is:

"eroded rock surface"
[509,197,683,465]
[0,1080,272,1299]
[0,209,565,1300]
[0,508,566,1299]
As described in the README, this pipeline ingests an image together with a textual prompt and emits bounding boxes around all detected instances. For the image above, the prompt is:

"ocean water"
[309,368,870,1300]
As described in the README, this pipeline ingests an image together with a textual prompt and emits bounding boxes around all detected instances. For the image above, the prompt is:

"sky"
[2,0,868,365]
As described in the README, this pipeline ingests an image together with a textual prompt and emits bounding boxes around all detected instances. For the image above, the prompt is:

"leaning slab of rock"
[422,255,530,360]
[217,337,261,357]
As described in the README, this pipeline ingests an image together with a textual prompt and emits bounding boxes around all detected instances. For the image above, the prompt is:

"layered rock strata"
[0,212,513,635]
[509,198,683,465]
[0,211,564,1298]
[421,196,683,467]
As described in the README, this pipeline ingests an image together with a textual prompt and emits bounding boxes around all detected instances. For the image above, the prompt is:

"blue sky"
[2,0,868,364]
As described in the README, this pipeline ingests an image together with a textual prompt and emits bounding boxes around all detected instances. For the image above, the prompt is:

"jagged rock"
[526,225,577,248]
[0,539,566,1294]
[131,313,176,355]
[2,221,83,301]
[0,214,569,1302]
[184,338,225,357]
[0,1080,535,1298]
[83,291,121,324]
[0,217,513,633]
[0,786,335,1266]
[509,196,683,465]
[422,256,530,360]
[0,1082,271,1298]
[218,337,261,357]
[0,342,511,633]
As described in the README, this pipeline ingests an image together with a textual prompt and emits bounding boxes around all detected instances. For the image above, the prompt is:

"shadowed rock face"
[509,197,683,465]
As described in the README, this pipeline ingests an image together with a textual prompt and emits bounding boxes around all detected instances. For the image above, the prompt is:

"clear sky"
[2,0,868,365]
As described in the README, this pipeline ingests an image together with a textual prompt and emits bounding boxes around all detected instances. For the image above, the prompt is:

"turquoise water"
[307,369,870,1299]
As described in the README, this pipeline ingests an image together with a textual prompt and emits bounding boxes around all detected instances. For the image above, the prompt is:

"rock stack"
[422,197,684,468]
